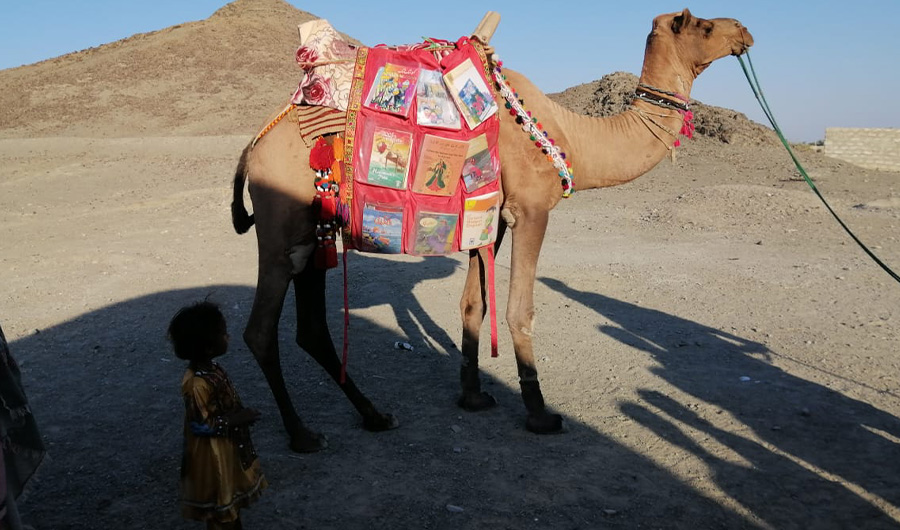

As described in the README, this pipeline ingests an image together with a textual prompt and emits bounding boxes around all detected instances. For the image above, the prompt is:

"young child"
[168,302,266,530]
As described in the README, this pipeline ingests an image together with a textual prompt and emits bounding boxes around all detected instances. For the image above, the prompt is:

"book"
[364,63,419,117]
[411,134,469,196]
[365,126,413,189]
[460,191,500,250]
[462,134,499,192]
[415,69,461,130]
[443,58,498,129]
[411,210,458,255]
[360,203,403,253]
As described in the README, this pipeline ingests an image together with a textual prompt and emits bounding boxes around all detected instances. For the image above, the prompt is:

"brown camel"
[383,149,407,171]
[231,9,753,450]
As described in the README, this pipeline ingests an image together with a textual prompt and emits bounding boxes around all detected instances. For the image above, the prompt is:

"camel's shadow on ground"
[7,257,900,529]
[541,276,900,529]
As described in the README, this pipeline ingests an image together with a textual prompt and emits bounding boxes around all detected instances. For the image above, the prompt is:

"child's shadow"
[540,276,900,527]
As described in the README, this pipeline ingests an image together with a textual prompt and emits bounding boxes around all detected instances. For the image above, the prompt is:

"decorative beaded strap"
[492,60,574,198]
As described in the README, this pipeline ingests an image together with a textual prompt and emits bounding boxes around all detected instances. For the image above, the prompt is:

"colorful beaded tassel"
[492,58,574,197]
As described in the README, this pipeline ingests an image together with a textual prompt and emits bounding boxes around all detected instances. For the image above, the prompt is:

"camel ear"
[672,8,693,33]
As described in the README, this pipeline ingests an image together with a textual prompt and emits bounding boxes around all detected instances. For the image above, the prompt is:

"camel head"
[646,8,754,78]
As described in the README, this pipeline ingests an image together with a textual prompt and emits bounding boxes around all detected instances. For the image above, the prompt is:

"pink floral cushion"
[291,20,357,111]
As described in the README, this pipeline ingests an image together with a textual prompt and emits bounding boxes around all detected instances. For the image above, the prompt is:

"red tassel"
[312,194,322,217]
[315,241,338,269]
[318,194,337,220]
[310,137,335,171]
[324,242,338,268]
[314,246,326,269]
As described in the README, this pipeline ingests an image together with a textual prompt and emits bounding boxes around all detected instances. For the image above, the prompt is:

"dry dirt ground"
[2,1,900,529]
[2,133,899,530]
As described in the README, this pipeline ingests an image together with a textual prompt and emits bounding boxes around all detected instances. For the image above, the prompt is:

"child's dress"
[180,363,266,523]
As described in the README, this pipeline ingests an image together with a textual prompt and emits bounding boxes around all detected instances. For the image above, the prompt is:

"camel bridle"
[629,83,693,150]
[634,84,690,112]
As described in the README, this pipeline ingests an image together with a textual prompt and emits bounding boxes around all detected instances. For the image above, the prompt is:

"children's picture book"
[360,203,403,253]
[460,191,500,250]
[411,210,458,255]
[365,126,413,189]
[462,134,499,192]
[415,69,461,130]
[443,58,498,129]
[411,134,468,196]
[364,63,419,117]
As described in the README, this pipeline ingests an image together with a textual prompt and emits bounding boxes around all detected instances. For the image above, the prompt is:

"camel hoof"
[289,430,329,453]
[525,412,565,434]
[363,412,400,432]
[457,391,498,412]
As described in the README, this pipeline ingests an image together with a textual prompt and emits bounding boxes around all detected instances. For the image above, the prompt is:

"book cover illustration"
[412,135,469,196]
[411,211,458,255]
[364,63,419,117]
[365,126,413,189]
[415,69,461,130]
[462,134,500,192]
[460,191,500,250]
[360,203,403,253]
[443,58,498,129]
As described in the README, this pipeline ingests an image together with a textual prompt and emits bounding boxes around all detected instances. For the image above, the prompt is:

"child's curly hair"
[167,301,227,361]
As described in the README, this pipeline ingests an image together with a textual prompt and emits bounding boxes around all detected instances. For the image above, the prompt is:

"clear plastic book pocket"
[407,195,459,256]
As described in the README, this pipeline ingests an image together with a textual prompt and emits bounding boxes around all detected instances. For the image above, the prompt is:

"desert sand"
[1,1,899,529]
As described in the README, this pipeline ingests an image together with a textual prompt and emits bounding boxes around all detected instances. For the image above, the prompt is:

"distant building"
[824,128,900,172]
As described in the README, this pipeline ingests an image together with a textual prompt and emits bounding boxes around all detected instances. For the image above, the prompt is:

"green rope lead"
[737,52,900,284]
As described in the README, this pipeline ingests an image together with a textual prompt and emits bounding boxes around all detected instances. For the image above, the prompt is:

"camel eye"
[703,23,714,35]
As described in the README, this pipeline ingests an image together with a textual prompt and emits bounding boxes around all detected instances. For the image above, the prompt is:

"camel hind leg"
[293,258,399,433]
[243,248,330,452]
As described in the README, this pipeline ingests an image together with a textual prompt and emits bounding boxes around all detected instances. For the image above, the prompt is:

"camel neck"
[556,45,697,191]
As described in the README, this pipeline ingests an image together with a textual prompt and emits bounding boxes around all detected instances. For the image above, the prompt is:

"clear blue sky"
[1,0,898,142]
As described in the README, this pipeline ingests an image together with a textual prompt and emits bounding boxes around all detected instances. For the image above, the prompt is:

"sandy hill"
[0,0,331,138]
[0,0,772,144]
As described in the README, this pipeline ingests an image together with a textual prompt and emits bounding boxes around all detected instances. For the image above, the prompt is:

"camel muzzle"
[734,26,754,55]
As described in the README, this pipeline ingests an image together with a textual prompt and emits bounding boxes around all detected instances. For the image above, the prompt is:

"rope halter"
[629,83,695,149]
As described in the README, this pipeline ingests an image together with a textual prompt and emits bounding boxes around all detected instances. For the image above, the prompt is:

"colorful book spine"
[411,211,458,255]
[443,58,498,129]
[462,133,499,192]
[416,69,461,130]
[411,134,469,196]
[360,203,403,253]
[460,191,500,250]
[364,63,420,117]
[366,126,413,189]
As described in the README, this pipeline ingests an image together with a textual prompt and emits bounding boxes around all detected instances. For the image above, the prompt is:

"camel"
[383,150,406,171]
[231,9,753,450]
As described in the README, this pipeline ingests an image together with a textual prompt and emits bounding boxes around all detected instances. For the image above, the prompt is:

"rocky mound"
[549,71,778,146]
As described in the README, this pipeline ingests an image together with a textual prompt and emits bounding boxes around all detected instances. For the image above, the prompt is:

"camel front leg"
[507,208,564,434]
[293,260,399,434]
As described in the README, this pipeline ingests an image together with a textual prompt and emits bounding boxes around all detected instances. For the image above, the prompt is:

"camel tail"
[231,144,255,234]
